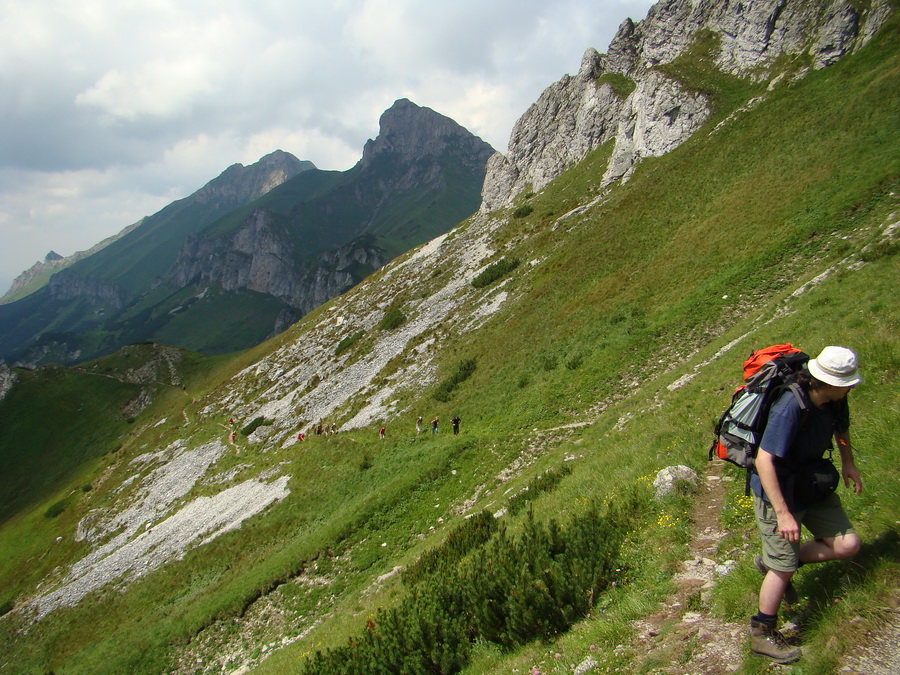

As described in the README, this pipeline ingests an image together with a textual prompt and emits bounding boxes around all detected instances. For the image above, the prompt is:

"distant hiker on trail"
[416,416,423,435]
[431,417,439,434]
[331,422,336,434]
[379,426,386,440]
[316,424,323,436]
[297,432,305,442]
[749,346,863,664]
[451,415,461,435]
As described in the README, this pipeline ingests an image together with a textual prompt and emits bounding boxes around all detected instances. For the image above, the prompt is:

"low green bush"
[335,331,365,356]
[402,511,497,587]
[302,496,642,673]
[379,309,406,331]
[433,358,477,402]
[44,496,72,519]
[472,258,520,289]
[512,204,534,219]
[507,464,572,515]
[240,416,271,437]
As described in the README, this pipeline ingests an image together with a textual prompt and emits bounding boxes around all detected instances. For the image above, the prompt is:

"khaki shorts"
[754,492,856,573]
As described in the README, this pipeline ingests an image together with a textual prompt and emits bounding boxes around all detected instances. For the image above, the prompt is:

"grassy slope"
[0,15,896,675]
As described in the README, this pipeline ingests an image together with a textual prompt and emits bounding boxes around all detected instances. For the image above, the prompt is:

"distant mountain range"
[0,99,495,366]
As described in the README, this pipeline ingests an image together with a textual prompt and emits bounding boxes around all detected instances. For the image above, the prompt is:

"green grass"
[0,12,897,674]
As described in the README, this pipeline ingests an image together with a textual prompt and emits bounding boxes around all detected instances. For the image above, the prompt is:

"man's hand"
[835,433,863,495]
[842,461,863,495]
[775,510,801,543]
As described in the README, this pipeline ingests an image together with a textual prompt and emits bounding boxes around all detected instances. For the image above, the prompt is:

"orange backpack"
[709,344,810,490]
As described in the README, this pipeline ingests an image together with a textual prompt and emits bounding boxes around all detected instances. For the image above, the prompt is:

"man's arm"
[835,430,863,494]
[756,449,801,542]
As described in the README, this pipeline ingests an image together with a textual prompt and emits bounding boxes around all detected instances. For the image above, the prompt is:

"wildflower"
[555,653,561,659]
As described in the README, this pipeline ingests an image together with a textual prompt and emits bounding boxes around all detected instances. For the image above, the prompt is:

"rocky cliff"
[170,208,390,315]
[481,0,893,210]
[361,98,494,173]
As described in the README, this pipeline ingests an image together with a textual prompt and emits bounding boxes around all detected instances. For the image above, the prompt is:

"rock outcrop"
[47,268,128,310]
[170,208,390,316]
[0,362,16,402]
[482,0,893,210]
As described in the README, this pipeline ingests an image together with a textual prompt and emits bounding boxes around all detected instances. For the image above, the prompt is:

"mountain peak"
[360,98,493,168]
[194,150,315,205]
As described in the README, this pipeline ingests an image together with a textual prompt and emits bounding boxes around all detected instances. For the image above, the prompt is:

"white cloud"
[0,0,656,293]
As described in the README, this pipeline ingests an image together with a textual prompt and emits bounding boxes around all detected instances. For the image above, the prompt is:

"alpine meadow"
[0,1,898,674]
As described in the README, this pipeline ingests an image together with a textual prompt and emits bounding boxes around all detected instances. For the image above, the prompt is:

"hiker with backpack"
[745,346,863,663]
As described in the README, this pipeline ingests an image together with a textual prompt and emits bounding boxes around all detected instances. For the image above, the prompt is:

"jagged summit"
[360,98,494,168]
[193,149,315,205]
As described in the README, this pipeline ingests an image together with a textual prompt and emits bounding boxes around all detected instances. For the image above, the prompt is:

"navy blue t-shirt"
[751,389,849,500]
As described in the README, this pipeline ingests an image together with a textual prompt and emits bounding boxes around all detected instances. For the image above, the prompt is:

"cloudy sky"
[0,0,656,294]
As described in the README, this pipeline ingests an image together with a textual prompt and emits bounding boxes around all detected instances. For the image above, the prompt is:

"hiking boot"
[749,617,801,664]
[754,554,799,606]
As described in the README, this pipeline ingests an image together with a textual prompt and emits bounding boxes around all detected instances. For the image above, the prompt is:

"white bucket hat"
[808,346,861,387]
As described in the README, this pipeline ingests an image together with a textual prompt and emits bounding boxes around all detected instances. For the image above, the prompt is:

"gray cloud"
[0,0,655,293]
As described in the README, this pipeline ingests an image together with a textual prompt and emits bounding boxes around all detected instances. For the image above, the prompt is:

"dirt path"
[624,463,900,674]
[625,463,746,673]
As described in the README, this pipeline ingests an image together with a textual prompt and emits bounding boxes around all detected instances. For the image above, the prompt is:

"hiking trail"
[623,462,900,673]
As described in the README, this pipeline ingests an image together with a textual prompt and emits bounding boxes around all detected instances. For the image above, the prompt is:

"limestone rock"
[0,362,17,402]
[654,465,699,499]
[169,209,391,317]
[192,150,313,206]
[481,0,893,211]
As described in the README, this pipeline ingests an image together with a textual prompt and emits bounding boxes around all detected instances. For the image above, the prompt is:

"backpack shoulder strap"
[787,381,811,428]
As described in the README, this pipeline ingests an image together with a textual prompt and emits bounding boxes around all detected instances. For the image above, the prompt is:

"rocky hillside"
[482,0,893,210]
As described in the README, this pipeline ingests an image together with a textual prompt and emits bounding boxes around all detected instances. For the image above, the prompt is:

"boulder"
[654,465,699,499]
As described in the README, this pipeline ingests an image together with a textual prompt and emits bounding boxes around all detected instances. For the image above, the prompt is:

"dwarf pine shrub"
[507,464,572,515]
[335,330,365,356]
[512,204,534,219]
[402,510,497,587]
[44,497,71,519]
[240,416,270,437]
[379,308,406,331]
[302,496,641,674]
[471,258,520,289]
[433,358,477,402]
